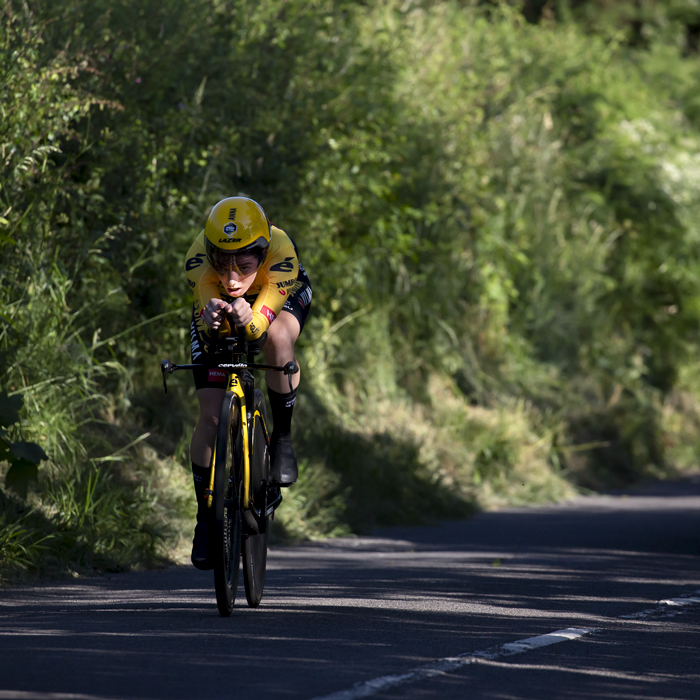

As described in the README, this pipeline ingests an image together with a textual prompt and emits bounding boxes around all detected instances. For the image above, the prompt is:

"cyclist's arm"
[185,232,233,338]
[246,239,299,340]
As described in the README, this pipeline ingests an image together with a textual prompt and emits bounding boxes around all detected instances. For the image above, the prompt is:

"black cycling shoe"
[191,520,214,570]
[270,434,298,486]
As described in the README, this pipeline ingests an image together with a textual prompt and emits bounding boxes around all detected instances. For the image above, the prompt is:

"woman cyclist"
[184,196,312,569]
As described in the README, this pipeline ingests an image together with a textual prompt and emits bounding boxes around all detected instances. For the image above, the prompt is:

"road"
[1,476,699,700]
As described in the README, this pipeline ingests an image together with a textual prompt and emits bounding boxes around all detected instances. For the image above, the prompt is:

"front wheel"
[243,388,270,608]
[213,392,243,617]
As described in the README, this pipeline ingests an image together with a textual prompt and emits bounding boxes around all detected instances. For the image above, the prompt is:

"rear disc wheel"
[243,388,270,608]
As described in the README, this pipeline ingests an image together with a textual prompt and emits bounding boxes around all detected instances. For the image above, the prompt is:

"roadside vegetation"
[3,0,700,582]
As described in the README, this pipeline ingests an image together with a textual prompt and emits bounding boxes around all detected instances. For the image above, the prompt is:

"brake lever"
[161,359,176,394]
[283,361,299,392]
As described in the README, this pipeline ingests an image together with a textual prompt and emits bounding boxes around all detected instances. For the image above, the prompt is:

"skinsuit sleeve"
[246,226,299,340]
[184,231,221,347]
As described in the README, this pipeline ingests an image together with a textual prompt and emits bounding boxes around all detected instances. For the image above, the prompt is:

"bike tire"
[213,391,243,617]
[243,388,270,608]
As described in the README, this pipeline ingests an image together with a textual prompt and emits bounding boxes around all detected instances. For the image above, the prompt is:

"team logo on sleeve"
[186,253,207,271]
[260,305,277,323]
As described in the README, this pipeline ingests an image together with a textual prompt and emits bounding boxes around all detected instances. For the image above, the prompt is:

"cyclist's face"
[217,254,259,296]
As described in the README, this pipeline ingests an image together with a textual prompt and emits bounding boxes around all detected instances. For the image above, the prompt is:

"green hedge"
[2,0,700,579]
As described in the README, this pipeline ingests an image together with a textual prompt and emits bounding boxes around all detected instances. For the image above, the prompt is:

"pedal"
[265,483,283,515]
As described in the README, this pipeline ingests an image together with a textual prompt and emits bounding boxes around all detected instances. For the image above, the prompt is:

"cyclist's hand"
[202,298,230,330]
[228,297,253,328]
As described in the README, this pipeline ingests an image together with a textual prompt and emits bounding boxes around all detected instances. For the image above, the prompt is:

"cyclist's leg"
[188,306,229,567]
[190,387,226,468]
[264,311,300,485]
[263,266,311,485]
[264,311,301,392]
[189,388,225,568]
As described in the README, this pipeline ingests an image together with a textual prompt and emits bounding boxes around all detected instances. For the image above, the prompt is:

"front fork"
[206,375,249,509]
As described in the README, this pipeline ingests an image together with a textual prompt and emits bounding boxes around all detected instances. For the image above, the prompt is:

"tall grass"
[0,269,190,581]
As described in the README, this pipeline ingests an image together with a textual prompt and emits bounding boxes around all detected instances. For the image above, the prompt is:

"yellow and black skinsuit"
[184,225,312,387]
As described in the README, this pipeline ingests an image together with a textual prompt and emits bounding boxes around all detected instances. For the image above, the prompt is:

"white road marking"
[661,596,700,606]
[619,590,700,619]
[309,628,596,700]
[310,590,700,700]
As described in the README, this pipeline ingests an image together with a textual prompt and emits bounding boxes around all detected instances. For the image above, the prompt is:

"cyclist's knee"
[264,316,299,363]
[196,409,219,431]
[196,388,225,430]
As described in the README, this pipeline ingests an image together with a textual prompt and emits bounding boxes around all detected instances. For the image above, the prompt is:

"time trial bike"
[161,327,298,616]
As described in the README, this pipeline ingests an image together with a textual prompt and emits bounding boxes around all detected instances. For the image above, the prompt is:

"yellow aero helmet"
[204,197,271,274]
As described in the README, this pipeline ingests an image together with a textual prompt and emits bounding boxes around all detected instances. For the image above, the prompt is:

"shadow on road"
[0,476,698,699]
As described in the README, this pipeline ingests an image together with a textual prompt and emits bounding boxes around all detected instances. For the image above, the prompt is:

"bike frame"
[161,329,297,522]
[207,369,253,511]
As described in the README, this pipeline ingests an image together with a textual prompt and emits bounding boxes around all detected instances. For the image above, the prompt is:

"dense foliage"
[2,0,700,580]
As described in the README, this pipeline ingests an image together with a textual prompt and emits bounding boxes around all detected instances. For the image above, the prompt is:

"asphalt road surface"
[1,476,699,700]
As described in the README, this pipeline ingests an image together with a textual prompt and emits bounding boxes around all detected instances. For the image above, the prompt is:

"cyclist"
[184,196,312,569]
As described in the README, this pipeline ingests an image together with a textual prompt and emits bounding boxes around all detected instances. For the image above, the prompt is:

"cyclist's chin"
[219,273,256,297]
